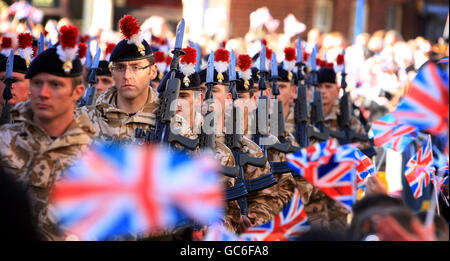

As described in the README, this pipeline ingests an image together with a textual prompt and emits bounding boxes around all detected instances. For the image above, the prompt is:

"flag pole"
[375,148,386,173]
[424,182,437,228]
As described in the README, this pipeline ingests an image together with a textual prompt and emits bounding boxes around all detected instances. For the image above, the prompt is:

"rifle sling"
[244,173,277,193]
[225,182,248,201]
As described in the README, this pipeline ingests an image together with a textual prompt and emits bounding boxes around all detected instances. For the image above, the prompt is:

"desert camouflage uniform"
[285,105,295,134]
[324,101,370,151]
[0,101,95,240]
[299,100,370,232]
[172,113,242,233]
[217,133,282,226]
[266,135,296,217]
[75,85,158,144]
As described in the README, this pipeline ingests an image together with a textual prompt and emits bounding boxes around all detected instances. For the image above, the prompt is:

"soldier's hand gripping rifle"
[308,45,345,141]
[337,53,377,157]
[144,19,198,150]
[225,50,275,218]
[0,51,14,125]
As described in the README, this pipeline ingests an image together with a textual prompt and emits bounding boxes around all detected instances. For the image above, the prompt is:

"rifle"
[144,19,198,150]
[225,50,275,218]
[198,50,216,151]
[337,53,377,157]
[265,51,300,175]
[0,51,14,125]
[308,45,345,141]
[83,46,101,106]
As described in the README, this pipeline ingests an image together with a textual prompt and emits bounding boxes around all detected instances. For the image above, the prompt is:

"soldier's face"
[211,84,231,116]
[177,89,199,130]
[236,92,254,132]
[317,82,339,116]
[111,59,157,100]
[0,71,30,106]
[29,73,85,122]
[277,82,292,106]
[95,75,114,94]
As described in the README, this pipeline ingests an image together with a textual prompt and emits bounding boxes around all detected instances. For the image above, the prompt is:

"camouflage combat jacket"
[76,86,159,144]
[0,101,95,240]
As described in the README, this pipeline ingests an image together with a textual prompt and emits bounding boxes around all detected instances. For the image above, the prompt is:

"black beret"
[25,46,82,79]
[318,67,336,84]
[109,39,153,63]
[277,65,297,83]
[97,60,112,77]
[199,68,229,85]
[0,55,28,74]
[157,70,201,93]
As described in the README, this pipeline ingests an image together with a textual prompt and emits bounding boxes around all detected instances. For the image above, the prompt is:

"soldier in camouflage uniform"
[0,38,95,240]
[299,66,373,232]
[199,49,289,232]
[76,15,159,144]
[159,46,242,233]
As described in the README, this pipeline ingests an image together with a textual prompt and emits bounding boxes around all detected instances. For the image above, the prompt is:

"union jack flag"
[355,150,375,190]
[202,224,241,241]
[437,56,449,64]
[286,139,339,176]
[240,188,309,241]
[371,113,417,152]
[405,135,434,199]
[393,62,449,135]
[287,141,358,210]
[50,144,223,241]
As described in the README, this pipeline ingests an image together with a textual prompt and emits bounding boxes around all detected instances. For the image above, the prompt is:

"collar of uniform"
[10,101,95,150]
[95,85,157,125]
[324,100,341,122]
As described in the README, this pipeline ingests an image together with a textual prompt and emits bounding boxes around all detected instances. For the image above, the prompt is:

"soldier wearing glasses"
[77,15,159,144]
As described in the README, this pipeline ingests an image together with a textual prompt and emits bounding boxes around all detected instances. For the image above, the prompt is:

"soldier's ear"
[72,84,85,101]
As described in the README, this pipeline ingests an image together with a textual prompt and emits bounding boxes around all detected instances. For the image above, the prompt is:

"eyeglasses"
[110,64,152,73]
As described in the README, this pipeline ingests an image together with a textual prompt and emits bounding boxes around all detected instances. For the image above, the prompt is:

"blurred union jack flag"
[287,142,358,210]
[240,188,309,241]
[405,135,434,199]
[431,175,449,206]
[371,113,417,152]
[393,62,449,136]
[355,150,375,190]
[286,139,339,176]
[50,144,223,241]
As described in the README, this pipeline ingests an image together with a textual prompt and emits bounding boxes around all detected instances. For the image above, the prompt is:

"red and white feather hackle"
[283,47,297,80]
[335,53,345,73]
[180,46,197,86]
[105,43,116,62]
[18,32,34,67]
[214,48,230,83]
[119,15,145,56]
[1,36,14,57]
[238,54,252,89]
[56,25,79,73]
[77,42,87,65]
[154,51,166,80]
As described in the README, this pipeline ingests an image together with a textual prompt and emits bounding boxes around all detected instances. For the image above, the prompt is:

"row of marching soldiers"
[0,14,376,240]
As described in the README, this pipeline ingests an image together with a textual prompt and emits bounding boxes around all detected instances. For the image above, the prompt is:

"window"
[386,3,403,32]
[313,0,333,33]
